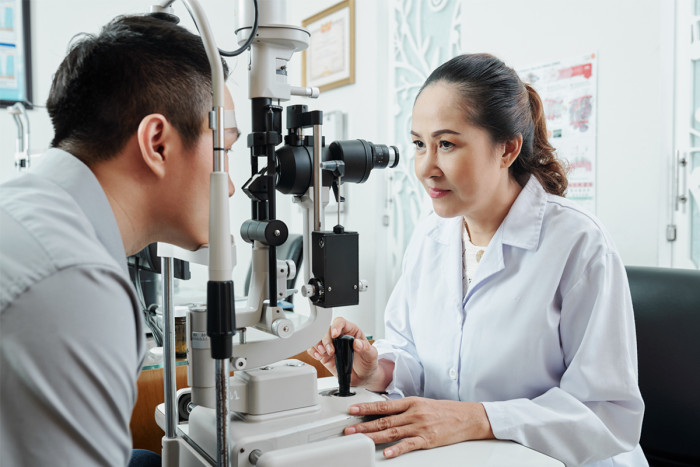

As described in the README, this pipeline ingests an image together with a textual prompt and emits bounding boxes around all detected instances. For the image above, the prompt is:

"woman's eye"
[439,140,454,150]
[412,140,424,150]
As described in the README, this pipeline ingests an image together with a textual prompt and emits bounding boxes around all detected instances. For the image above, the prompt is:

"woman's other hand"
[344,397,494,458]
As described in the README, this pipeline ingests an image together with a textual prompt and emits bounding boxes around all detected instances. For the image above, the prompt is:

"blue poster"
[0,1,30,105]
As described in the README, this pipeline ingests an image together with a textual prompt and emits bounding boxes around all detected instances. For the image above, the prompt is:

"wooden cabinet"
[130,365,188,455]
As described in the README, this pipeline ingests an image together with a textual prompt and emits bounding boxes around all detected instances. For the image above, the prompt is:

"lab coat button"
[448,368,457,380]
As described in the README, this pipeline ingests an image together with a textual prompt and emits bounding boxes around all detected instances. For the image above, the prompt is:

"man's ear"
[137,114,175,179]
[501,134,523,169]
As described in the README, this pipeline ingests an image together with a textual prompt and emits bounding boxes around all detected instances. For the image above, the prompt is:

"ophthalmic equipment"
[149,1,399,466]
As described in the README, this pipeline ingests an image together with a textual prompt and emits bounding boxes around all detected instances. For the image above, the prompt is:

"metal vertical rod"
[162,257,177,438]
[337,176,342,226]
[313,123,323,231]
[266,109,278,305]
[251,150,259,220]
[215,358,230,467]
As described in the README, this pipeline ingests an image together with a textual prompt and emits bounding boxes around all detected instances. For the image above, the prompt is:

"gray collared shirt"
[1,148,145,466]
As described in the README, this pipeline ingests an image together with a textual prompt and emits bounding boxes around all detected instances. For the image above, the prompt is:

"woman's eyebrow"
[410,129,461,138]
[431,129,460,138]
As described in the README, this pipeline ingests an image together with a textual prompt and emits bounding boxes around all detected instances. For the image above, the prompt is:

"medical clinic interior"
[1,0,698,466]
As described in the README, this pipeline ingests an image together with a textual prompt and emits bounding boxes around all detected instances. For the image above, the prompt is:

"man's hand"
[344,397,495,458]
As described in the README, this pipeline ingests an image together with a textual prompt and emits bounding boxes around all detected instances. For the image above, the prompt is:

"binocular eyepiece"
[276,139,399,195]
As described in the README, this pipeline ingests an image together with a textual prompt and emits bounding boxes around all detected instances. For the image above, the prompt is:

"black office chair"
[626,266,700,467]
[244,234,303,308]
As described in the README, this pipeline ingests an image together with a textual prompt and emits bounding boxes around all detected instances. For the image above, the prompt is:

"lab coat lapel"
[427,216,465,317]
[463,228,505,305]
[462,176,547,305]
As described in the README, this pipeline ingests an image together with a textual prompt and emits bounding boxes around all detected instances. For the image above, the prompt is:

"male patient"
[0,15,237,465]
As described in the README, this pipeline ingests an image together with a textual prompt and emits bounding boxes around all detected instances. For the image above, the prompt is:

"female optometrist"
[308,53,647,467]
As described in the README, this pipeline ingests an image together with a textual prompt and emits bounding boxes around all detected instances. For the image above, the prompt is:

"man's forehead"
[205,108,237,132]
[223,109,237,130]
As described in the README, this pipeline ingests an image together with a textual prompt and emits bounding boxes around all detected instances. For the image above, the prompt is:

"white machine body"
[235,0,317,101]
[158,360,384,467]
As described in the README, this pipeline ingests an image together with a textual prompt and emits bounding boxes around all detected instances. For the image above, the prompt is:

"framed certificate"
[302,0,355,93]
[0,0,32,108]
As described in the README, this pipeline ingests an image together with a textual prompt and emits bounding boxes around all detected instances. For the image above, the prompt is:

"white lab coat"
[373,176,647,467]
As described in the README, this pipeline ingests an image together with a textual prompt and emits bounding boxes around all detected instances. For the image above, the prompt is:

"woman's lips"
[428,188,450,199]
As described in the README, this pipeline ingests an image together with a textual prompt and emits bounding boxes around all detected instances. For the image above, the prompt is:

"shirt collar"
[31,148,129,276]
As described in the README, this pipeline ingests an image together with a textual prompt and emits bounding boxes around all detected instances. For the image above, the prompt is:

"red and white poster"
[519,53,598,213]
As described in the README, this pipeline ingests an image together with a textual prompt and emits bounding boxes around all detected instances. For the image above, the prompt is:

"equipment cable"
[217,0,258,57]
[181,0,258,58]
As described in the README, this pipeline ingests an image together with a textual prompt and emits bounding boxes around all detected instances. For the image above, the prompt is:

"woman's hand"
[307,317,383,388]
[344,397,494,458]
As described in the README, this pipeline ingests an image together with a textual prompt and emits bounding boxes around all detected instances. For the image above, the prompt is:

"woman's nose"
[415,148,440,179]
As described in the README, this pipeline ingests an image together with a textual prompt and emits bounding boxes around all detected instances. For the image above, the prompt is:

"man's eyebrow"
[410,129,461,138]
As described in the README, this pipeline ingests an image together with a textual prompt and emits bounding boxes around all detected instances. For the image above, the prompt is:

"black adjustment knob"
[333,335,355,397]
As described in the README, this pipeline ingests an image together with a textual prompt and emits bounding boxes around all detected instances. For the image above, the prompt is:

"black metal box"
[311,230,359,308]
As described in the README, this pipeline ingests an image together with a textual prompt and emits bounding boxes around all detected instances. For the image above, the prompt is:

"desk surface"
[374,439,562,466]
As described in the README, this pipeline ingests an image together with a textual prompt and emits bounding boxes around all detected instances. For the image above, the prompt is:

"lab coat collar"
[425,174,546,252]
[500,175,546,252]
[31,148,130,278]
[426,215,463,245]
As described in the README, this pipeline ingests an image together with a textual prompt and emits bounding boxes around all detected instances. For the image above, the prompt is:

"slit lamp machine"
[149,1,399,465]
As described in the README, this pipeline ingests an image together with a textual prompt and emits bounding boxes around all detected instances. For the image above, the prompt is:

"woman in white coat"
[309,53,646,466]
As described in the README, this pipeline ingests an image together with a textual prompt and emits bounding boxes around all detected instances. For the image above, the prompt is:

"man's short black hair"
[47,14,230,165]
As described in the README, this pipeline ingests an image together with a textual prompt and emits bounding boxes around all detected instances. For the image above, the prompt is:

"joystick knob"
[333,335,355,397]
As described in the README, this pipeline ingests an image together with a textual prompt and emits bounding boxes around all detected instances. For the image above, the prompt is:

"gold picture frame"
[302,0,355,93]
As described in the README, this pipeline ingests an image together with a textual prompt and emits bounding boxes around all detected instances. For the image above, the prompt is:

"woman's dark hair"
[416,53,567,196]
[47,15,229,166]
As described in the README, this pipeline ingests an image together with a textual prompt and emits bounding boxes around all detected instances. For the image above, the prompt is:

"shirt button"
[448,368,457,380]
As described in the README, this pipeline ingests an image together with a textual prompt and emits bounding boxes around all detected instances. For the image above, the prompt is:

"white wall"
[459,0,674,267]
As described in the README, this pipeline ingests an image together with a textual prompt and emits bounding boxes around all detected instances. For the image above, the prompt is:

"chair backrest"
[244,234,304,304]
[626,266,700,466]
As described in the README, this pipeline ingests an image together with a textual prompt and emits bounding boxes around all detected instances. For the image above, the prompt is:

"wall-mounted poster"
[519,53,598,213]
[0,0,32,108]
